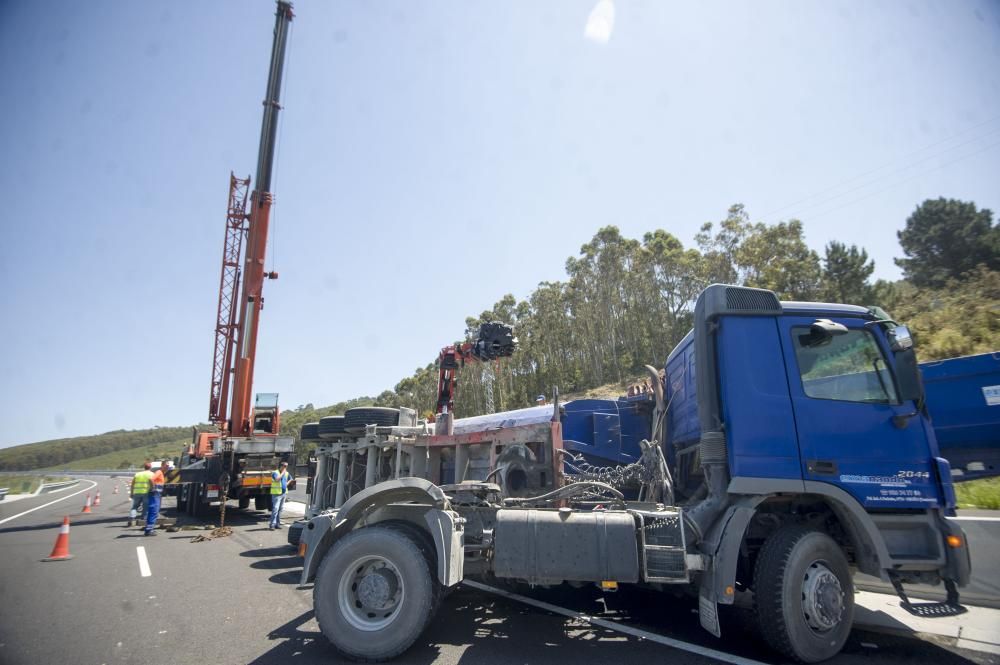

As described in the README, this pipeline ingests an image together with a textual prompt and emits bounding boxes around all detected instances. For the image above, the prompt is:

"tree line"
[5,197,996,469]
[369,197,999,421]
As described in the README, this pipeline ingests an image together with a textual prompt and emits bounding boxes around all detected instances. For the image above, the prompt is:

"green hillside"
[0,427,192,471]
[1,396,379,472]
[40,438,189,471]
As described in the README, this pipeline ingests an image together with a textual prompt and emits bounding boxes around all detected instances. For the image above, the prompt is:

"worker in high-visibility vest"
[128,462,154,527]
[144,461,168,536]
[269,461,290,530]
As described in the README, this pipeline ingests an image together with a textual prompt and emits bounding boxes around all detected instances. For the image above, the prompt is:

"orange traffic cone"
[81,493,92,513]
[94,491,101,506]
[42,517,74,561]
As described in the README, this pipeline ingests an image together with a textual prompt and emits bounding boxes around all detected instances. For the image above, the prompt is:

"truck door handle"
[892,411,918,429]
[807,460,838,475]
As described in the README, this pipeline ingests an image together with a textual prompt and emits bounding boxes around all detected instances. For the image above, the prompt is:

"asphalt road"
[0,477,997,665]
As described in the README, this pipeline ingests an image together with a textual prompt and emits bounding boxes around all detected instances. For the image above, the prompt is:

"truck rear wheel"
[314,526,437,661]
[189,484,205,517]
[754,525,854,663]
[238,496,251,510]
[255,495,271,511]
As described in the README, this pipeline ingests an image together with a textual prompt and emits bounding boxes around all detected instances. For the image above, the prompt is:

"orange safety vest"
[150,469,165,494]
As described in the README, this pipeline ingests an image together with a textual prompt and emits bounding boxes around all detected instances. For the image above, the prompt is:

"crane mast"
[208,1,294,437]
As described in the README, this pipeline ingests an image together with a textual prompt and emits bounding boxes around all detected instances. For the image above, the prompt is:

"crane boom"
[209,1,294,437]
[208,173,250,425]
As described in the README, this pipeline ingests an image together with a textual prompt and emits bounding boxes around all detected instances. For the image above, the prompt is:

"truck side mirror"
[800,319,849,347]
[888,325,913,352]
[894,346,923,403]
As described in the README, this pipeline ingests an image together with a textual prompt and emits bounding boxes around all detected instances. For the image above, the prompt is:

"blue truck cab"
[663,286,970,631]
[667,291,959,511]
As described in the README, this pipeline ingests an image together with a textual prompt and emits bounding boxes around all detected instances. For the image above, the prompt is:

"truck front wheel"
[754,525,854,663]
[314,526,438,661]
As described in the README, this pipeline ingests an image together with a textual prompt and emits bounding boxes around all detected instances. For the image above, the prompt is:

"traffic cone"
[94,491,101,506]
[81,493,92,513]
[42,517,74,561]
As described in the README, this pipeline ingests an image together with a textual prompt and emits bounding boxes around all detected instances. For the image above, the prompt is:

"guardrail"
[0,470,135,478]
[39,480,79,493]
[0,488,8,501]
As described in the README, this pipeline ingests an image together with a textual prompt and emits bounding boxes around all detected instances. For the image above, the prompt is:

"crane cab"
[252,392,281,435]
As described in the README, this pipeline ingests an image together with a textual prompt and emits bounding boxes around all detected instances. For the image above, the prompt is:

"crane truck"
[295,284,973,663]
[176,1,296,517]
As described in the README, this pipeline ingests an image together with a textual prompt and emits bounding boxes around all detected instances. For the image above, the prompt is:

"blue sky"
[1,0,998,447]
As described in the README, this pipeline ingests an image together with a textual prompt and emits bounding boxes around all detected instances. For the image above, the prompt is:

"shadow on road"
[0,515,125,534]
[239,545,302,585]
[244,587,732,665]
[235,571,992,665]
[240,546,292,559]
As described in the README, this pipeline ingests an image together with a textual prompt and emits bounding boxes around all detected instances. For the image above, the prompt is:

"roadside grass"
[39,438,187,472]
[954,477,1000,510]
[0,475,71,495]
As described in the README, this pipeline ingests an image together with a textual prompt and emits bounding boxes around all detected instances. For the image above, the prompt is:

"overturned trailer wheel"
[314,525,438,661]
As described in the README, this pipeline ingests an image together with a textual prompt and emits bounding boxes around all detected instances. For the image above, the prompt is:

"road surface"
[0,476,996,665]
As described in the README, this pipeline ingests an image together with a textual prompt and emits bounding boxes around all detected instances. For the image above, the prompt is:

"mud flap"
[699,589,721,638]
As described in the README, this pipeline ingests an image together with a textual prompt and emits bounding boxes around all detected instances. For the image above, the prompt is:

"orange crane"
[178,1,296,517]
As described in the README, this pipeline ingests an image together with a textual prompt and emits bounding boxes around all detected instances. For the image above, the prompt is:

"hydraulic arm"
[435,322,517,434]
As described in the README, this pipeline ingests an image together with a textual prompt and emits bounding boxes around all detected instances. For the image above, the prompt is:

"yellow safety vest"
[271,470,288,495]
[132,470,154,495]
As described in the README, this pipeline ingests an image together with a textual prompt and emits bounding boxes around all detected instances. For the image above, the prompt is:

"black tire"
[343,407,400,434]
[314,527,438,661]
[754,525,854,663]
[238,496,251,510]
[318,416,347,439]
[190,484,206,518]
[301,422,321,440]
[288,520,305,549]
[255,494,272,511]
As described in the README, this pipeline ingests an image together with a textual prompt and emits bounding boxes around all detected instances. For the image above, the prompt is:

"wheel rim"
[801,560,844,633]
[338,555,405,631]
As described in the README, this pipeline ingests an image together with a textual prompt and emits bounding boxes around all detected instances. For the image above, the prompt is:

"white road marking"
[463,580,770,665]
[0,480,98,525]
[950,516,1000,523]
[136,546,152,578]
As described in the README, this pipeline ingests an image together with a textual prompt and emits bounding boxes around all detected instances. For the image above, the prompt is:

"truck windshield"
[792,328,899,404]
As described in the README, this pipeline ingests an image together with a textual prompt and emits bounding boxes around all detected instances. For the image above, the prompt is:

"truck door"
[779,316,941,509]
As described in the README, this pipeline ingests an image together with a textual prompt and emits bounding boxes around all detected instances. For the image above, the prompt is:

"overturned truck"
[296,284,971,663]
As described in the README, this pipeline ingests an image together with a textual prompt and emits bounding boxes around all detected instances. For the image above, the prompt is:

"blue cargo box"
[921,352,1000,480]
